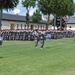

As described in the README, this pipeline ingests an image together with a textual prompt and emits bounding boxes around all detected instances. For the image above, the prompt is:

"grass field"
[0,38,75,75]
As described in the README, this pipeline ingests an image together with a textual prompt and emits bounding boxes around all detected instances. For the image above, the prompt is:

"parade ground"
[0,38,75,75]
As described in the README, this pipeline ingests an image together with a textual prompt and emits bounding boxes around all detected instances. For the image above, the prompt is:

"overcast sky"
[3,0,75,16]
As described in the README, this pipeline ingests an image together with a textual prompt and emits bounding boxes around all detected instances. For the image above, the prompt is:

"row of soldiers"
[0,31,35,41]
[0,30,75,48]
[0,30,45,48]
[0,30,74,41]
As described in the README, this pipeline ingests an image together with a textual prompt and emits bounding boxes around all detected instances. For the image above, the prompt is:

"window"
[24,24,26,29]
[43,26,44,29]
[35,26,37,29]
[38,25,39,29]
[21,24,22,29]
[17,24,19,29]
[69,26,72,28]
[41,25,42,29]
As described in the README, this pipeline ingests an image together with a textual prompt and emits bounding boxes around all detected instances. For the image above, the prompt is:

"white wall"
[2,20,10,29]
[2,20,27,30]
[1,20,47,30]
[67,24,75,30]
[3,20,75,31]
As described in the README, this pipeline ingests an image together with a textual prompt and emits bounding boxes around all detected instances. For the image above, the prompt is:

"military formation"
[0,30,46,48]
[0,30,35,41]
[0,30,75,48]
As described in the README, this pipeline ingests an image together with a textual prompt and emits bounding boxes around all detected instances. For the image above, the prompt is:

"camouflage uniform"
[34,30,39,47]
[74,33,75,41]
[39,33,45,48]
[0,36,3,46]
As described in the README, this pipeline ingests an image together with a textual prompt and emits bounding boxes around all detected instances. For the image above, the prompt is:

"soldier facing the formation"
[0,32,3,47]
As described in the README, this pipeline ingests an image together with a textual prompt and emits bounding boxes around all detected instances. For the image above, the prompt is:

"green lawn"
[0,38,75,75]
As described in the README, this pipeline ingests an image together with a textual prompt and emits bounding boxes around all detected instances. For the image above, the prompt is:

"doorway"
[31,25,34,30]
[10,23,15,30]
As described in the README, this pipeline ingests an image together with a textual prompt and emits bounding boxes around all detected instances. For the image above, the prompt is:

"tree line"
[0,0,75,30]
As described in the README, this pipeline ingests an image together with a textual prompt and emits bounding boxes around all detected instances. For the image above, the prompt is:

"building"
[66,16,75,30]
[1,13,47,31]
[1,13,75,31]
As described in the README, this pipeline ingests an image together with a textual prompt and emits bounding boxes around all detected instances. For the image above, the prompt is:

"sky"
[3,0,75,16]
[3,0,37,16]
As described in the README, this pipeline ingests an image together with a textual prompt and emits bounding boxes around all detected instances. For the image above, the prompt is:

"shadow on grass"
[45,47,51,49]
[0,57,3,58]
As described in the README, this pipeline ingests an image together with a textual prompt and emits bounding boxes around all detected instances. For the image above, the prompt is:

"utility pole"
[54,14,56,30]
[0,9,2,30]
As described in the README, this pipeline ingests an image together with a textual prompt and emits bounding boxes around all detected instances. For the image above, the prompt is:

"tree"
[51,0,74,16]
[26,12,30,27]
[38,0,75,30]
[38,0,53,30]
[0,0,19,30]
[22,0,36,28]
[51,0,75,30]
[54,17,66,30]
[32,10,42,23]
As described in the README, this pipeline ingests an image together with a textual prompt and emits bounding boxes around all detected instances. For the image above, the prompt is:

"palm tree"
[0,0,19,30]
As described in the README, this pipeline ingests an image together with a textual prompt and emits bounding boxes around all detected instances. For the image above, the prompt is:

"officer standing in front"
[33,29,39,48]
